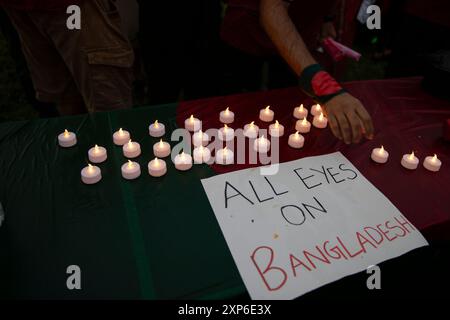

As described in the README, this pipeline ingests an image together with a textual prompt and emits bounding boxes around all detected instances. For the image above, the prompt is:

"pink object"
[322,37,362,62]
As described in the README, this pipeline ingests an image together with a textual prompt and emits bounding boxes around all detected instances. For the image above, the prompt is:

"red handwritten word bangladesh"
[250,216,416,292]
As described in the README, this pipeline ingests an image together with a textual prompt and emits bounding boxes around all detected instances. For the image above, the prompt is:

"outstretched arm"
[260,0,374,143]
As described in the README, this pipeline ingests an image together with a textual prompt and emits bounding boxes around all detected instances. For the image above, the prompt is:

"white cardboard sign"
[201,152,428,300]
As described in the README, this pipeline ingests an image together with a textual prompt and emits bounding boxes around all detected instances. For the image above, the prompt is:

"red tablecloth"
[176,77,450,238]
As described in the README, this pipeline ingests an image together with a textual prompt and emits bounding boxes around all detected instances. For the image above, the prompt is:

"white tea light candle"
[295,118,311,133]
[293,104,308,119]
[269,120,284,137]
[121,160,141,180]
[216,147,234,165]
[153,139,171,158]
[243,121,259,139]
[58,129,77,148]
[423,154,441,172]
[218,124,235,142]
[81,164,101,185]
[313,112,328,129]
[193,146,211,164]
[311,104,322,116]
[148,158,167,177]
[113,128,130,146]
[192,130,209,147]
[254,135,270,153]
[288,131,305,149]
[149,120,165,137]
[371,146,389,164]
[185,115,201,132]
[401,151,419,170]
[259,106,274,122]
[220,107,235,124]
[123,140,141,158]
[88,144,107,163]
[174,152,193,171]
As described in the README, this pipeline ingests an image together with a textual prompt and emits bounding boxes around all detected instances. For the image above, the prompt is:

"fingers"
[346,111,363,143]
[328,114,342,140]
[355,105,374,139]
[336,113,352,144]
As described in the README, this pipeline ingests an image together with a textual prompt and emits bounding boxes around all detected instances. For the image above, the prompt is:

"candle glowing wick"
[224,124,228,132]
[94,144,99,153]
[88,164,93,172]
[379,145,384,154]
[128,160,133,168]
[250,121,255,127]
[128,140,133,149]
[319,112,324,121]
[302,118,307,125]
[225,107,230,114]
[181,152,185,159]
[154,157,159,166]
[159,139,163,147]
[190,115,194,122]
[119,128,123,136]
[299,104,303,111]
[154,120,159,128]
[265,106,270,113]
[315,104,322,111]
[275,120,279,128]
[64,129,69,137]
[295,131,299,138]
[409,151,415,160]
[432,154,437,162]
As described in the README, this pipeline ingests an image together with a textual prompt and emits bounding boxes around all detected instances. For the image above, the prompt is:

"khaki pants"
[5,0,134,115]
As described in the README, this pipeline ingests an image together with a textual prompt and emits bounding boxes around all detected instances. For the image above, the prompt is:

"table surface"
[0,77,449,299]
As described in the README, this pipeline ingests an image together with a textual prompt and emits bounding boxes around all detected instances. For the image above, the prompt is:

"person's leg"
[55,0,135,112]
[3,8,86,116]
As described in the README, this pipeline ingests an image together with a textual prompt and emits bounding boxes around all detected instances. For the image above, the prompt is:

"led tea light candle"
[254,135,270,153]
[123,140,141,158]
[216,147,234,165]
[313,112,328,129]
[218,124,235,141]
[371,145,389,164]
[295,117,311,133]
[153,139,171,158]
[185,115,201,132]
[269,120,285,137]
[192,130,209,147]
[293,104,308,119]
[88,144,107,163]
[423,154,442,172]
[311,104,322,116]
[243,121,259,139]
[401,151,419,170]
[113,128,130,146]
[219,107,235,124]
[58,129,77,147]
[121,160,141,180]
[81,164,101,185]
[259,106,274,122]
[149,120,165,137]
[148,157,167,177]
[174,152,193,171]
[193,145,211,164]
[288,131,305,149]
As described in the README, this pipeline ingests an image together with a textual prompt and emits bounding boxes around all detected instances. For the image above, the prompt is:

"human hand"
[320,22,337,40]
[323,92,374,144]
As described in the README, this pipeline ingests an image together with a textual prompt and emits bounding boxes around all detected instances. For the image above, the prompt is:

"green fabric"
[0,103,246,299]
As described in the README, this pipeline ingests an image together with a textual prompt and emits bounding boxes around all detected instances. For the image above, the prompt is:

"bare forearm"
[260,0,316,76]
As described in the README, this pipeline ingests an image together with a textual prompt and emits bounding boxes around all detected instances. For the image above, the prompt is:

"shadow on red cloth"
[176,77,450,238]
